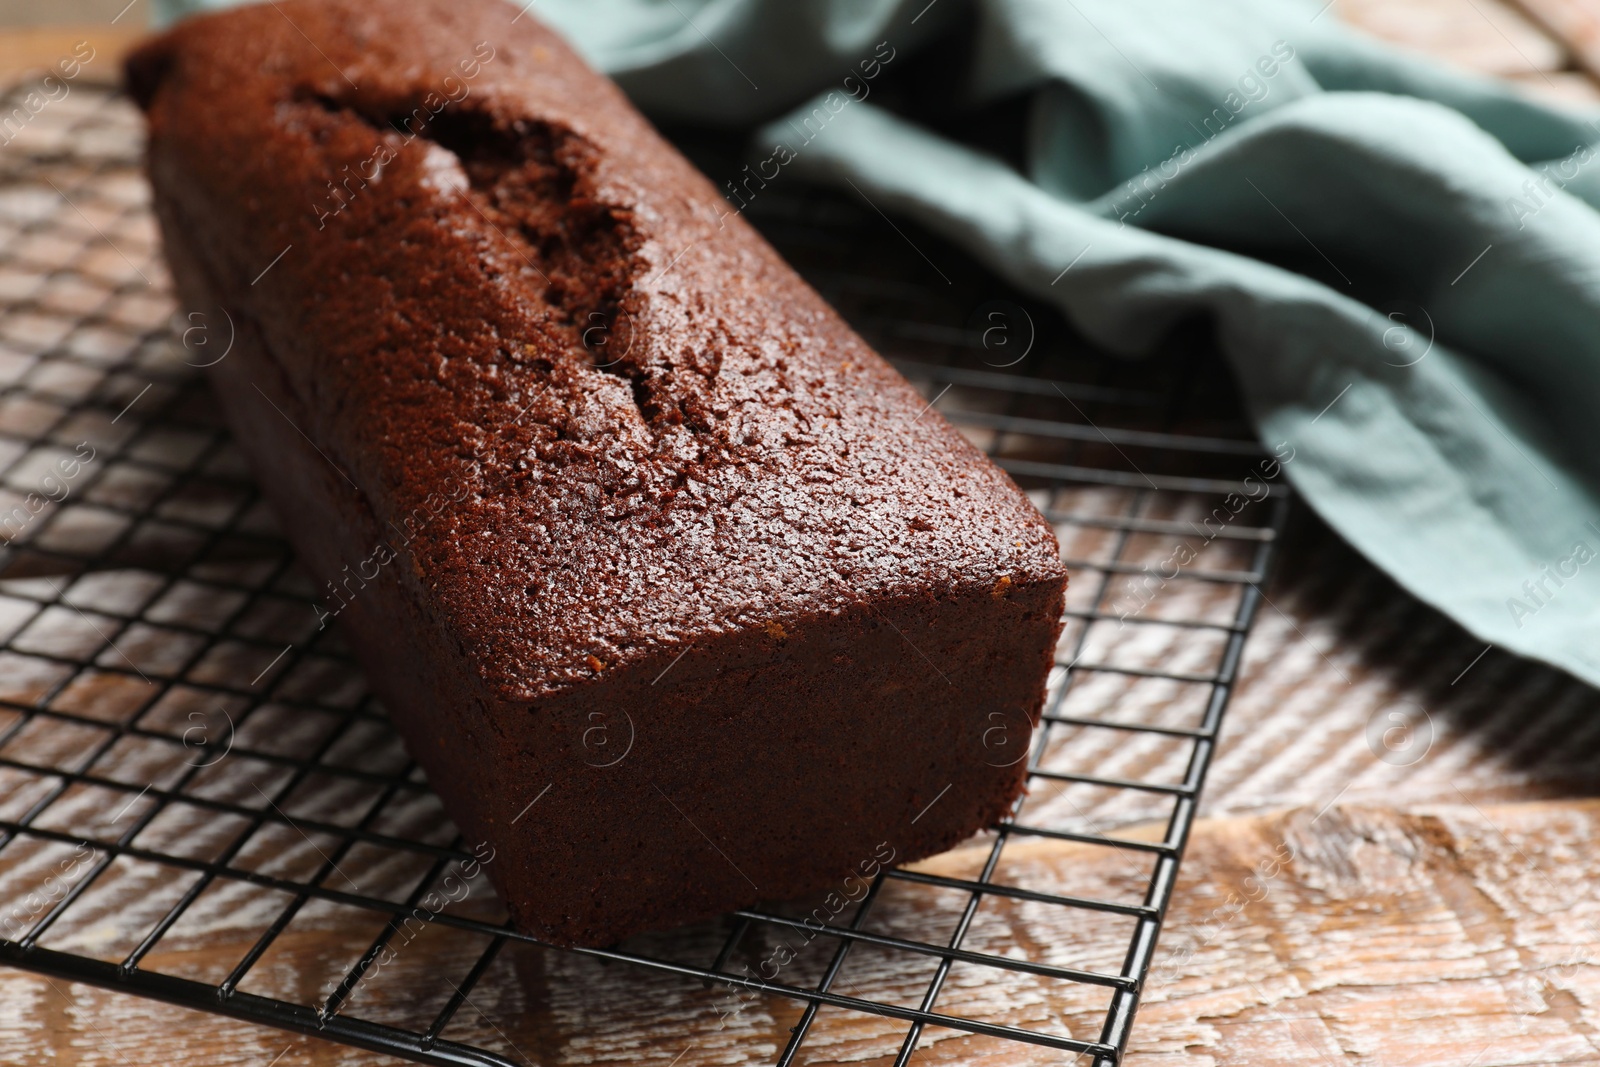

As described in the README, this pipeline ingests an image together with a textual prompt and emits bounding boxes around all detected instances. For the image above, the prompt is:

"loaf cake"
[126,0,1067,947]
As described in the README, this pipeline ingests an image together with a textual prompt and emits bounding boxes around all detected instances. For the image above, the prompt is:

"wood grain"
[1508,0,1600,82]
[1339,0,1569,77]
[3,800,1599,1066]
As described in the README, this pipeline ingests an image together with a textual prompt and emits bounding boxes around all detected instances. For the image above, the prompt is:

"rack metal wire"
[0,84,1290,1066]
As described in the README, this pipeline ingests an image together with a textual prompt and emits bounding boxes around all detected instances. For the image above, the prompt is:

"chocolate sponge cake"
[126,0,1067,947]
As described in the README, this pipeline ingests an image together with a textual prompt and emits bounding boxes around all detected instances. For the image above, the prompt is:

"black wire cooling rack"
[0,83,1291,1067]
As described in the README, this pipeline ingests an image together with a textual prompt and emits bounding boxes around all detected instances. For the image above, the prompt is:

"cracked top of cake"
[127,0,1065,701]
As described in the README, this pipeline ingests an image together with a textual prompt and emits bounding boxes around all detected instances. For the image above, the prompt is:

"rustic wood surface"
[1509,0,1600,81]
[0,25,141,88]
[3,800,1599,1066]
[2,3,1600,1066]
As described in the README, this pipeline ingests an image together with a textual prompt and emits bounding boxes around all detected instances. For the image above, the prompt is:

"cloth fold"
[153,0,1600,687]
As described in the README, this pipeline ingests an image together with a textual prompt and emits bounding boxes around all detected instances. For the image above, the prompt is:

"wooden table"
[3,2,1600,1065]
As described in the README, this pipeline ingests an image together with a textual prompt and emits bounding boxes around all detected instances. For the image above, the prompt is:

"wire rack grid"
[0,84,1290,1067]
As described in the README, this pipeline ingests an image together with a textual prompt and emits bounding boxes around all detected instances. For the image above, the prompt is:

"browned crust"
[130,0,1067,945]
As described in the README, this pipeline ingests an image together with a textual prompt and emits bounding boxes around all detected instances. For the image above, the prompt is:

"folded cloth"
[154,0,1600,689]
